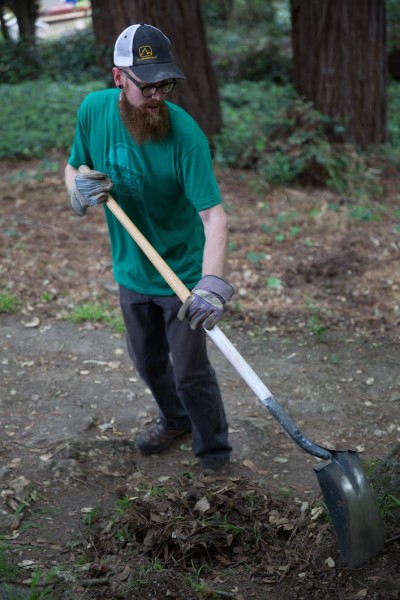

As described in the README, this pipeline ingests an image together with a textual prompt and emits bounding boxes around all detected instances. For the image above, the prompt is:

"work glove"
[70,167,113,216]
[177,275,234,330]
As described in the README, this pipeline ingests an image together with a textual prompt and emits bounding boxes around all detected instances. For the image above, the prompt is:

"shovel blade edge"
[314,450,386,568]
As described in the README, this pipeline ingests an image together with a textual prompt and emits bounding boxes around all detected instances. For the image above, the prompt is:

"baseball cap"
[114,24,186,83]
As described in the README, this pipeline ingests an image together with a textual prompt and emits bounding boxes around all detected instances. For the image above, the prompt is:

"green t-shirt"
[68,88,222,295]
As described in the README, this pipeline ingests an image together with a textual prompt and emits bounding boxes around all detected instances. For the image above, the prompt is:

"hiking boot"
[137,423,191,455]
[200,462,231,481]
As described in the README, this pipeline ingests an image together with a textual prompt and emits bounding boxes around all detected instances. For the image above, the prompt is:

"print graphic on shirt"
[105,144,144,200]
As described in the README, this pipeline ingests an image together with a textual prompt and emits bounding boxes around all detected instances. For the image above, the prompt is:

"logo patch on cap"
[138,45,157,61]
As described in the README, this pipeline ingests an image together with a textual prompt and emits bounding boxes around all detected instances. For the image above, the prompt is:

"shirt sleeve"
[178,139,222,212]
[68,99,94,170]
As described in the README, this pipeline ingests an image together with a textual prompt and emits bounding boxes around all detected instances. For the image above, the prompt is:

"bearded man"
[64,24,234,477]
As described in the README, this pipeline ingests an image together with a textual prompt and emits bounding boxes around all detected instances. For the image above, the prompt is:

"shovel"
[95,188,386,568]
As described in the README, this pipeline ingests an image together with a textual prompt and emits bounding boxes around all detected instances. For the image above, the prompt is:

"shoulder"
[79,89,119,112]
[166,102,208,142]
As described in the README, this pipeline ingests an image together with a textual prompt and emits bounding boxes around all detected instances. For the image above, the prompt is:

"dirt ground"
[0,153,399,599]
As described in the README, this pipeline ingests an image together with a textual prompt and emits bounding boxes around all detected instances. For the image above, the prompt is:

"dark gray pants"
[119,285,231,469]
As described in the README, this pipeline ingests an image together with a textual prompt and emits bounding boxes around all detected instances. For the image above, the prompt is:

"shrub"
[0,30,105,84]
[204,1,292,83]
[215,80,398,198]
[0,80,103,158]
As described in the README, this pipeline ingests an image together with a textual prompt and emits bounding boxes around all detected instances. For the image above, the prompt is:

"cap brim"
[129,63,186,83]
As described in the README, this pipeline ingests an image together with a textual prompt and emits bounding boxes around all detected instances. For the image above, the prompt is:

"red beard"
[119,92,170,144]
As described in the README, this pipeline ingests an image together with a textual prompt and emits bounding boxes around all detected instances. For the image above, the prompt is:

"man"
[65,23,233,476]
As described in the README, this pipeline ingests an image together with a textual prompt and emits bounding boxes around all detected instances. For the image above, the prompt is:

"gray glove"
[177,275,234,330]
[70,168,113,216]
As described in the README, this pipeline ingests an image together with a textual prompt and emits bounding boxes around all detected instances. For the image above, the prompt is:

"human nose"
[149,88,163,98]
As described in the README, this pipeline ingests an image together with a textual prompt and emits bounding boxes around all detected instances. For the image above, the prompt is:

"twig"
[81,577,110,587]
[0,579,49,589]
[386,533,400,543]
[353,578,370,590]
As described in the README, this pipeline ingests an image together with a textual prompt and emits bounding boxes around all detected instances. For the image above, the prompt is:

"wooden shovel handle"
[78,165,190,302]
[106,196,190,303]
[102,189,273,400]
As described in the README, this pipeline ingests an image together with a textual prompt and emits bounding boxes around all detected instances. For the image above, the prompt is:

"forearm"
[202,230,228,277]
[178,205,232,330]
[65,163,78,194]
[200,205,229,277]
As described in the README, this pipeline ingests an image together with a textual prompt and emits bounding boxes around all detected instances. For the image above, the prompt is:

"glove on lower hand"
[70,168,113,216]
[177,275,234,330]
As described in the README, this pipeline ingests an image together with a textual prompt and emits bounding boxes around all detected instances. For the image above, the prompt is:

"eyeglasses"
[120,69,176,97]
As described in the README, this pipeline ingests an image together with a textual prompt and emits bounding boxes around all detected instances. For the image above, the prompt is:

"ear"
[112,67,123,89]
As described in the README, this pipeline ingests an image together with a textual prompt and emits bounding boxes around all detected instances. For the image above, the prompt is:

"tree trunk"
[290,0,387,147]
[6,0,39,40]
[90,0,222,137]
[0,4,11,40]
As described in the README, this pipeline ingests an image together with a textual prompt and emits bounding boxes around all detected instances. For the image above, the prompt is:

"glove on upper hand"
[177,275,234,330]
[70,167,113,216]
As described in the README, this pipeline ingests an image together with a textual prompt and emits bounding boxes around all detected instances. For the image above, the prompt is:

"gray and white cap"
[114,23,186,82]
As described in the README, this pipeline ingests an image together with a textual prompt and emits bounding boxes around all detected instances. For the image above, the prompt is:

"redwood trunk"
[290,0,387,147]
[90,0,222,137]
[6,0,39,39]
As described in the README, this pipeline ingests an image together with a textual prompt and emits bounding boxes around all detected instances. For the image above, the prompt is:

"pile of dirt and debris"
[79,471,399,600]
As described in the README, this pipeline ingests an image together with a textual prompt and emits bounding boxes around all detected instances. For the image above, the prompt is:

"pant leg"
[119,285,191,430]
[119,285,231,468]
[154,295,232,468]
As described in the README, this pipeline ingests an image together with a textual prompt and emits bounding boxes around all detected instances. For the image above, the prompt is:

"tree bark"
[290,0,387,147]
[90,0,222,137]
[5,0,39,40]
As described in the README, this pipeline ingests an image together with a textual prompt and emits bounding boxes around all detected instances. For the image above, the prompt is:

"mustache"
[145,100,161,109]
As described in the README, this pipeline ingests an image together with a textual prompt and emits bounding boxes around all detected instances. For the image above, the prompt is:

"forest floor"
[0,152,399,599]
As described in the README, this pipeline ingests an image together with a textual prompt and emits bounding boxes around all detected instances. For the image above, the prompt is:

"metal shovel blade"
[314,450,386,568]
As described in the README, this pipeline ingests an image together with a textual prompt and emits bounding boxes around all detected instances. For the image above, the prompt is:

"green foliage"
[386,0,400,53]
[329,354,342,365]
[266,276,282,289]
[348,204,380,222]
[308,314,326,340]
[0,290,18,314]
[139,558,164,576]
[216,81,400,199]
[204,0,292,83]
[0,39,41,83]
[387,82,400,146]
[379,493,400,523]
[0,544,56,598]
[0,80,103,158]
[0,30,105,84]
[304,300,328,339]
[214,81,294,166]
[0,544,20,580]
[246,251,268,264]
[67,302,125,333]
